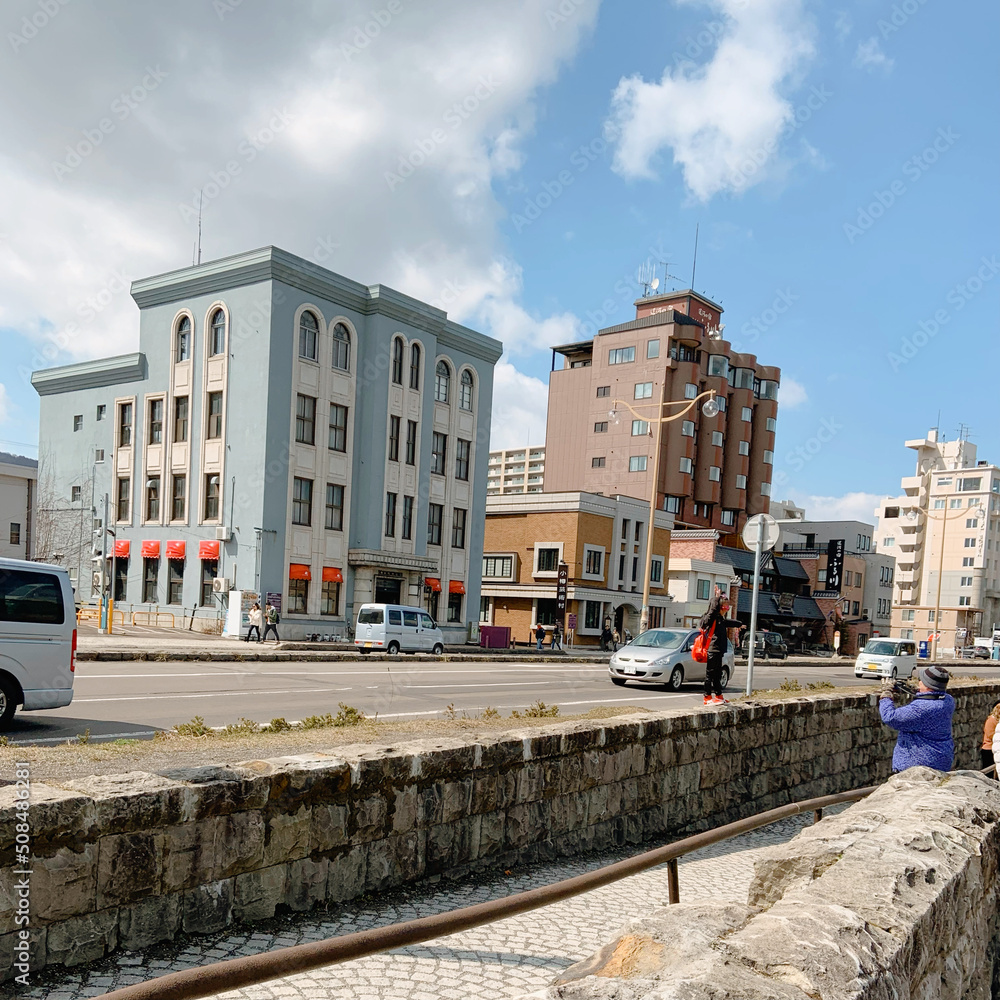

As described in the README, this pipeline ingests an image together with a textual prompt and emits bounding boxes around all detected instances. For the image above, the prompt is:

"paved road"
[8,656,996,745]
[26,807,844,1000]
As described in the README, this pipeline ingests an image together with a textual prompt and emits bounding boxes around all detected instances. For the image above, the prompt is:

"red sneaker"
[711,695,728,705]
[703,695,713,705]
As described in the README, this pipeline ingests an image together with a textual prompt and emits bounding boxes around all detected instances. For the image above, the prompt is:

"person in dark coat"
[879,664,954,772]
[698,591,743,705]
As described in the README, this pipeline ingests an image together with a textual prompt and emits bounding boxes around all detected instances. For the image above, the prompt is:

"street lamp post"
[609,386,720,635]
[906,502,986,661]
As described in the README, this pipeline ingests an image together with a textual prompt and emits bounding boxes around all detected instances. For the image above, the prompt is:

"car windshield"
[863,640,898,656]
[628,630,687,649]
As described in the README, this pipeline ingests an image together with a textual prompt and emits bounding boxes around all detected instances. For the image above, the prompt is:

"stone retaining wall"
[2,683,999,981]
[536,768,1000,998]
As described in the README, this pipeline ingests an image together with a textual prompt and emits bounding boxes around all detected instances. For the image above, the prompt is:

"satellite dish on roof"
[650,278,660,291]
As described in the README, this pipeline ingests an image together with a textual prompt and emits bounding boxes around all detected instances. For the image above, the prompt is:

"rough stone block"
[156,764,269,819]
[313,802,350,851]
[284,857,329,912]
[97,832,164,908]
[0,785,97,859]
[353,794,388,842]
[45,908,118,968]
[478,811,504,858]
[250,754,350,808]
[117,892,181,951]
[161,816,222,892]
[233,865,286,922]
[24,844,98,926]
[60,772,188,835]
[181,878,233,935]
[327,844,367,903]
[261,806,308,868]
[0,925,45,983]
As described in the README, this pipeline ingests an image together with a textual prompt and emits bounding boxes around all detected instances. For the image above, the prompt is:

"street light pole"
[611,388,719,635]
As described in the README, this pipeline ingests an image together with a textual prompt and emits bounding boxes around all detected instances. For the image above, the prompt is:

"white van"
[354,604,445,655]
[854,637,917,680]
[0,558,76,728]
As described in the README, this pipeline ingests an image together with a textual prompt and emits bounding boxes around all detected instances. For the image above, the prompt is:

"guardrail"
[76,608,125,626]
[99,784,878,1000]
[130,611,176,628]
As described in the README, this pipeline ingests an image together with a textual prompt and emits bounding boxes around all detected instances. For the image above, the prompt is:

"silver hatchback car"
[609,628,737,691]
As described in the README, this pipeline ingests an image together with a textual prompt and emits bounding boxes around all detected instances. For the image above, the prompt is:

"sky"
[0,0,996,525]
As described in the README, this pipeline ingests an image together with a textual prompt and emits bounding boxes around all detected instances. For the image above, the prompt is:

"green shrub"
[268,717,292,732]
[223,717,261,736]
[511,701,559,719]
[806,680,835,691]
[334,703,365,727]
[301,713,335,729]
[174,716,213,737]
[778,678,802,692]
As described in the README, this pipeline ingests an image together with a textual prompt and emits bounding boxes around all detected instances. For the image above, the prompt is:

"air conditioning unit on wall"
[212,577,230,593]
[216,527,232,541]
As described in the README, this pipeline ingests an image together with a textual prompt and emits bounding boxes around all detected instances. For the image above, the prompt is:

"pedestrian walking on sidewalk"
[535,622,545,650]
[263,602,280,642]
[245,602,263,643]
[551,622,561,650]
[699,592,744,706]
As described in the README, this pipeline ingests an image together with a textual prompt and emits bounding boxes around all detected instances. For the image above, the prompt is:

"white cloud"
[780,491,884,524]
[489,360,549,449]
[834,11,852,42]
[854,38,894,74]
[607,0,816,200]
[778,376,807,408]
[0,0,601,381]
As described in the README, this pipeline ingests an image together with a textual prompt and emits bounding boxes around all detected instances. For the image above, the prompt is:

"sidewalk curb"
[74,650,608,664]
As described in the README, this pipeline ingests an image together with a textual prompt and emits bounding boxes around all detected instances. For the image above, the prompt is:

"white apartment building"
[876,429,1000,648]
[0,452,37,561]
[487,446,545,495]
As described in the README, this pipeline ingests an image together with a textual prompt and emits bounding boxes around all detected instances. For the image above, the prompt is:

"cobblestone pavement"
[18,810,841,1000]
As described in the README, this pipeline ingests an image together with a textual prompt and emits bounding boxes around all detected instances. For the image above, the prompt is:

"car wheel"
[665,666,684,691]
[611,677,627,687]
[432,642,445,656]
[719,666,730,690]
[0,677,18,729]
[387,642,400,655]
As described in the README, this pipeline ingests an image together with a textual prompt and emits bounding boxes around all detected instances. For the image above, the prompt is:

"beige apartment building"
[0,452,36,561]
[543,289,779,535]
[877,429,1000,649]
[480,491,675,645]
[487,447,545,495]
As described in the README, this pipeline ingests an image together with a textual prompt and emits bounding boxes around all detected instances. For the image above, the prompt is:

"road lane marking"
[9,730,159,745]
[71,687,354,703]
[75,666,612,679]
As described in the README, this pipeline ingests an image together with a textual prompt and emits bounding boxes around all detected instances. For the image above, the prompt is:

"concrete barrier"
[541,768,1000,998]
[2,682,999,981]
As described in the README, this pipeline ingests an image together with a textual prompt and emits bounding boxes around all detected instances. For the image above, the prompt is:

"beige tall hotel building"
[543,289,780,534]
[877,428,1000,647]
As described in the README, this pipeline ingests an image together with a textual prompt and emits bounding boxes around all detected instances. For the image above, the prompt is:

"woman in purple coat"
[879,664,954,772]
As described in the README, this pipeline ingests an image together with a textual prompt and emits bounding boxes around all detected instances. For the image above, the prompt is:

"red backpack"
[691,620,716,663]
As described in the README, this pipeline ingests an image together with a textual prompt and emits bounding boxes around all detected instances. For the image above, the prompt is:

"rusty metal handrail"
[99,784,877,1000]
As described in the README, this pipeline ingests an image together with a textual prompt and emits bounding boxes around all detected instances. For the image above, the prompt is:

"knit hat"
[919,664,949,691]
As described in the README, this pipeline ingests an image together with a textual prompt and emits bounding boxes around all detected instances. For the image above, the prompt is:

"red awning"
[424,577,442,592]
[289,563,311,581]
[322,567,344,583]
[166,540,186,560]
[199,540,220,560]
[449,581,466,595]
[114,540,130,558]
[141,540,160,559]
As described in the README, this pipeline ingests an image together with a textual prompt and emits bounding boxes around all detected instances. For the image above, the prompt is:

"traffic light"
[91,516,110,597]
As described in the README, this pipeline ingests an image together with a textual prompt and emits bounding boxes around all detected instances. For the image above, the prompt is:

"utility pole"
[99,494,109,633]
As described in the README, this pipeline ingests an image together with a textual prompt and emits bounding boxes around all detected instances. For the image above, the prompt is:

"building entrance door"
[375,576,402,604]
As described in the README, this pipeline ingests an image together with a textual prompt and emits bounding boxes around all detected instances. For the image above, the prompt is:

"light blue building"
[32,247,502,642]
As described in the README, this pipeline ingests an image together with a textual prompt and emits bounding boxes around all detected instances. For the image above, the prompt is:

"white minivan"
[0,557,76,728]
[354,604,446,655]
[854,638,917,680]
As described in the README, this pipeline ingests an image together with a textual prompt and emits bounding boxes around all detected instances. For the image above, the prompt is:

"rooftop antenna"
[637,260,656,297]
[659,259,683,289]
[196,190,203,265]
[690,223,700,290]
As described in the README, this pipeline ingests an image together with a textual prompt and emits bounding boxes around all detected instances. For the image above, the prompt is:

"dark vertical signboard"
[557,562,569,625]
[826,539,845,594]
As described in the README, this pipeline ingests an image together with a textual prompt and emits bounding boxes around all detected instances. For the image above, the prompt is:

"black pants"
[704,650,724,697]
[981,748,995,771]
[245,625,261,642]
[263,624,279,641]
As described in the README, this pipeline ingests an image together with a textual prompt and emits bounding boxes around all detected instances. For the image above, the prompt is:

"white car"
[609,628,736,691]
[854,638,917,680]
[354,603,446,655]
[0,557,76,728]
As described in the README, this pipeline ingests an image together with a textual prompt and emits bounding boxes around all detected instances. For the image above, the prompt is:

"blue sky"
[0,0,996,522]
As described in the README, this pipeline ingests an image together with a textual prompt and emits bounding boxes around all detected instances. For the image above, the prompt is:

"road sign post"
[741,513,779,696]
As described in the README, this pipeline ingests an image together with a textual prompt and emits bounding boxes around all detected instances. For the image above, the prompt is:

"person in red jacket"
[698,590,744,706]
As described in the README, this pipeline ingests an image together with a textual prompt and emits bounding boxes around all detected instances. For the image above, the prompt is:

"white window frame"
[738,440,750,456]
[684,383,698,399]
[533,541,564,578]
[679,457,693,474]
[634,382,653,400]
[632,420,649,436]
[709,466,721,482]
[741,406,753,422]
[711,430,723,446]
[763,450,773,464]
[629,455,648,472]
[736,474,747,489]
[582,544,606,582]
[482,553,517,581]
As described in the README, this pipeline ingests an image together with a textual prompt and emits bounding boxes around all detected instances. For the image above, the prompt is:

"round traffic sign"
[742,512,779,552]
